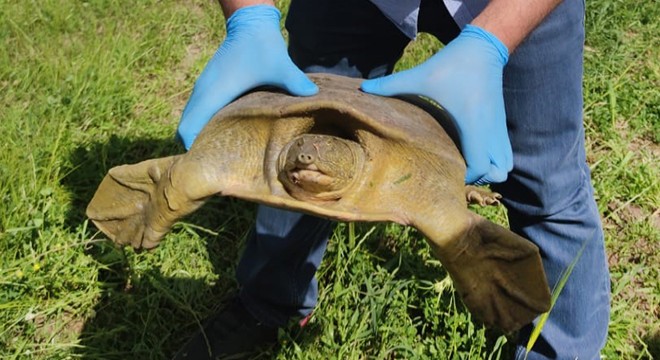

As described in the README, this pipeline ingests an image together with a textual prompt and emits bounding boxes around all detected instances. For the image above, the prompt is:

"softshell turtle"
[86,73,551,332]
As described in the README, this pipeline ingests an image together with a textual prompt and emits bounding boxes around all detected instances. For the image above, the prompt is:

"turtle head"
[278,134,364,202]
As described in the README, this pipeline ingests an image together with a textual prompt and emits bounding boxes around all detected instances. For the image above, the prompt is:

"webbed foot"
[86,156,179,249]
[432,212,551,332]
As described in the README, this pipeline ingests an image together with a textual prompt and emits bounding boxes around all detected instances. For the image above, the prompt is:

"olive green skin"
[87,73,551,333]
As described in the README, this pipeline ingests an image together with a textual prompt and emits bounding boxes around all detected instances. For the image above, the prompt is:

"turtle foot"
[437,213,551,333]
[86,156,178,249]
[465,185,501,206]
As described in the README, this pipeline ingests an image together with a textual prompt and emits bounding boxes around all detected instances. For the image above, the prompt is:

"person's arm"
[177,1,316,150]
[218,0,273,18]
[362,0,566,184]
[472,0,563,52]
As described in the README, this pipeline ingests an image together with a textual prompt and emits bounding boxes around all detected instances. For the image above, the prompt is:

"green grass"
[1,0,658,359]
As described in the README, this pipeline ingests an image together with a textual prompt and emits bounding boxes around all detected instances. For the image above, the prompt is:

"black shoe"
[173,298,279,360]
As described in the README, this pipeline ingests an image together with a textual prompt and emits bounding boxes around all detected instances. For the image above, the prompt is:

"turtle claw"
[465,186,501,206]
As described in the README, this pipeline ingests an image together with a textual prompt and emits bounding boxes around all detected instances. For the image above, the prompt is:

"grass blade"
[524,236,590,358]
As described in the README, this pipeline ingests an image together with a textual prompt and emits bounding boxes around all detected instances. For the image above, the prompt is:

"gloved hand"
[361,25,512,185]
[177,5,318,150]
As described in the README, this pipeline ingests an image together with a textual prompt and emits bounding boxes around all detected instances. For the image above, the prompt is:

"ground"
[0,0,658,359]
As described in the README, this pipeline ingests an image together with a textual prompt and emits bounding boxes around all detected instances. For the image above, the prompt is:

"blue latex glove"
[361,25,512,185]
[177,5,318,149]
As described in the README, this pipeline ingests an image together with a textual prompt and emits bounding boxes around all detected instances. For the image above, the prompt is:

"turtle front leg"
[414,210,551,333]
[86,156,218,249]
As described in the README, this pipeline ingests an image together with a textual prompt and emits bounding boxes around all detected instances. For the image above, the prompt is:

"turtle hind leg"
[421,211,551,332]
[86,155,213,249]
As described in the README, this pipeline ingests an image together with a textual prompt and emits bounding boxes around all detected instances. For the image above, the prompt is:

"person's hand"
[177,5,318,150]
[361,25,512,185]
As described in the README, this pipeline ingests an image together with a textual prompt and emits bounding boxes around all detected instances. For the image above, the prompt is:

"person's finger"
[463,141,492,184]
[277,64,319,96]
[360,69,421,96]
[177,90,236,150]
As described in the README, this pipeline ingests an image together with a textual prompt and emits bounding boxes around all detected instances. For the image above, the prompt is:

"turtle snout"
[297,153,315,165]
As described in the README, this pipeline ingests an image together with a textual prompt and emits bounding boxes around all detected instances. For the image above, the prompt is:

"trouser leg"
[236,0,410,327]
[237,206,334,327]
[488,0,610,358]
[406,0,609,357]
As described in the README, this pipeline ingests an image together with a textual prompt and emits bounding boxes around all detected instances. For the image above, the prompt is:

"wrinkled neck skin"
[278,134,364,202]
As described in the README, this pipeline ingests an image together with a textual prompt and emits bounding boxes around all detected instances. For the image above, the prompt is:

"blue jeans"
[236,0,610,358]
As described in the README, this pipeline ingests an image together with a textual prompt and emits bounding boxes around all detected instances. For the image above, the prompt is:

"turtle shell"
[189,73,467,225]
